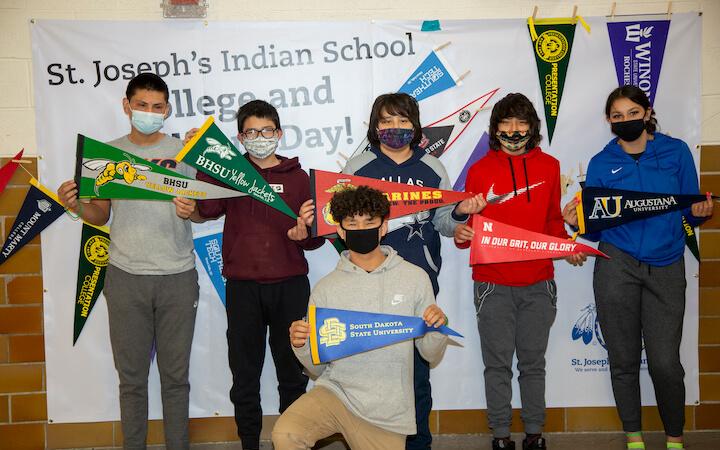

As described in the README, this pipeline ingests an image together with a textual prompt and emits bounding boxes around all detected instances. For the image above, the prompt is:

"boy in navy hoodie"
[342,93,485,450]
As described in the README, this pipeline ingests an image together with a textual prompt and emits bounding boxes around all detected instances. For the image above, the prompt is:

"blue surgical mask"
[131,110,165,135]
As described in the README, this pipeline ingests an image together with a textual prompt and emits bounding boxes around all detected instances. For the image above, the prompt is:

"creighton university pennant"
[575,187,716,235]
[73,223,110,345]
[308,305,462,364]
[470,216,607,264]
[75,135,247,201]
[310,169,473,237]
[175,116,296,218]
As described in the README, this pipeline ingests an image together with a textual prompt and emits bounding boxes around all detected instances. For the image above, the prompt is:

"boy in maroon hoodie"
[192,100,324,450]
[454,93,584,450]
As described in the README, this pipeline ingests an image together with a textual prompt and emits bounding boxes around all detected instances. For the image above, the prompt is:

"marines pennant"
[73,223,110,345]
[470,216,607,264]
[175,116,297,218]
[310,169,473,237]
[607,20,670,105]
[575,187,716,235]
[0,178,65,266]
[75,135,248,201]
[528,16,589,143]
[308,305,462,364]
[0,149,24,195]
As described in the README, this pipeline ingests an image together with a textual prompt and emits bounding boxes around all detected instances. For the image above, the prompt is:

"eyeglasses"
[241,127,278,140]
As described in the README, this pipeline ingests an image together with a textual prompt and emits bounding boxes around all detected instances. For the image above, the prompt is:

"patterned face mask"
[243,136,279,159]
[377,128,415,149]
[497,131,531,151]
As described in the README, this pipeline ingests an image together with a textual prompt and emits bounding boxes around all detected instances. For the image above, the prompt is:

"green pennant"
[73,223,110,345]
[682,215,701,262]
[175,117,297,219]
[528,20,577,144]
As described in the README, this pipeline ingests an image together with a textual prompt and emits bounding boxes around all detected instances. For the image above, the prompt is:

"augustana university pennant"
[73,223,110,345]
[308,305,462,364]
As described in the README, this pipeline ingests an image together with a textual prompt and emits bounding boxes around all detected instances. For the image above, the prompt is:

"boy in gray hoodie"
[272,186,450,450]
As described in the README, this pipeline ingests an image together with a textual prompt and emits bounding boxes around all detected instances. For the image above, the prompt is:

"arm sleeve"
[431,163,467,237]
[195,170,227,219]
[291,293,328,379]
[677,141,706,227]
[414,273,449,366]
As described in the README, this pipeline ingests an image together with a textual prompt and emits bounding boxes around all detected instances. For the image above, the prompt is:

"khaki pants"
[272,386,406,450]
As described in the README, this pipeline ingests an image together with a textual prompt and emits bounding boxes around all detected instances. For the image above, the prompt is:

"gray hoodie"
[293,245,449,435]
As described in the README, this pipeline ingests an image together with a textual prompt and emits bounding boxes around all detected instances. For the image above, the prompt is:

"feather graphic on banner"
[0,149,24,195]
[453,132,490,191]
[572,304,596,345]
[398,42,468,102]
[0,178,65,266]
[73,223,110,345]
[193,231,227,306]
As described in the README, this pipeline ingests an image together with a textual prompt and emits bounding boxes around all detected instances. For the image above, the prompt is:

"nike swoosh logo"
[486,181,545,204]
[611,167,623,174]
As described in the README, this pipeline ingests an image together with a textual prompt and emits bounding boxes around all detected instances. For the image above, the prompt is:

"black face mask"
[611,119,646,142]
[341,225,381,254]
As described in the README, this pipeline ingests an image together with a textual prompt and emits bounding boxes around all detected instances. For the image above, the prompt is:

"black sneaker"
[522,435,547,449]
[493,438,516,449]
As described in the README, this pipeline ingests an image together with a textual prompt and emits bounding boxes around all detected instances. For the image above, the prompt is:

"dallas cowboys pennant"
[470,216,607,264]
[310,169,473,236]
[308,305,462,364]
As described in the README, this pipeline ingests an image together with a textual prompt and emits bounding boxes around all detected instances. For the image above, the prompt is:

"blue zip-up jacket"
[343,146,466,295]
[585,132,702,266]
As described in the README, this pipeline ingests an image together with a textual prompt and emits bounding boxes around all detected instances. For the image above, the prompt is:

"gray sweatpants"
[593,242,686,437]
[474,280,557,438]
[104,265,199,450]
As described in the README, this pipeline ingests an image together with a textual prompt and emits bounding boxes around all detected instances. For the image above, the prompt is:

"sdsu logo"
[84,235,110,267]
[535,30,569,63]
[319,318,347,347]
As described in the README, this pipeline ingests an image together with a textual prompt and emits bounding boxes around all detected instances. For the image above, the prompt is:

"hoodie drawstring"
[507,159,518,197]
[522,158,531,202]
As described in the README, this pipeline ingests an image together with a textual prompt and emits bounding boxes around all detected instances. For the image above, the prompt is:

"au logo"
[588,196,622,219]
[84,235,110,267]
[319,317,347,347]
[203,137,236,160]
[535,30,569,63]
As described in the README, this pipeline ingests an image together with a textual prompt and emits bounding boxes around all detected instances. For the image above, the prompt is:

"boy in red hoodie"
[192,100,324,450]
[454,93,584,450]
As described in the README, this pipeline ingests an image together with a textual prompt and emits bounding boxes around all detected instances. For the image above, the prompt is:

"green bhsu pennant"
[175,117,297,219]
[73,222,110,345]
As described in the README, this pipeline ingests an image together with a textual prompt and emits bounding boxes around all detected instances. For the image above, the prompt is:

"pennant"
[0,149,24,195]
[470,216,607,264]
[453,132,490,191]
[308,305,461,364]
[575,187,717,235]
[607,20,670,106]
[310,169,474,237]
[528,17,587,143]
[0,178,65,265]
[398,50,459,102]
[193,231,227,306]
[75,135,247,201]
[682,215,700,262]
[175,117,297,218]
[73,223,110,345]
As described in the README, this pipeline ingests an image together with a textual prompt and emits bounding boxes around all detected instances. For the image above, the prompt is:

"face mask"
[377,128,415,150]
[243,136,279,159]
[497,131,531,151]
[611,119,646,142]
[341,225,381,254]
[131,110,165,135]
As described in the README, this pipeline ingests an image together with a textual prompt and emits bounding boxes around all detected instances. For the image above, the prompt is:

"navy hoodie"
[342,146,465,295]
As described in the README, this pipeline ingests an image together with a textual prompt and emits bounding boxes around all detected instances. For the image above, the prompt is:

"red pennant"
[470,216,608,264]
[0,149,24,195]
[311,169,474,236]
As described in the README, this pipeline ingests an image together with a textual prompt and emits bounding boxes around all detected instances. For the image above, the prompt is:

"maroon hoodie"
[196,154,324,282]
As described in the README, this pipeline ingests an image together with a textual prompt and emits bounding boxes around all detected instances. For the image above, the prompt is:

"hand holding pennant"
[469,216,607,265]
[310,169,474,236]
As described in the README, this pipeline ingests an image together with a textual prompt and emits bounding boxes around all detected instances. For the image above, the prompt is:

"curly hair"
[488,93,542,151]
[604,85,658,134]
[329,185,390,224]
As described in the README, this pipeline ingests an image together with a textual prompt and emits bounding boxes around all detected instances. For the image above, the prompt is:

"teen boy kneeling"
[272,186,450,450]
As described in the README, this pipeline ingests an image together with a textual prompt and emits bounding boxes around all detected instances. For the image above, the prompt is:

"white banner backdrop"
[31,16,700,423]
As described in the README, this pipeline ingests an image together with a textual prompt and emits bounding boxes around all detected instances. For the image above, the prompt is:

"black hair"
[329,186,391,224]
[488,93,542,150]
[605,85,658,133]
[125,73,169,102]
[236,99,281,133]
[366,93,423,148]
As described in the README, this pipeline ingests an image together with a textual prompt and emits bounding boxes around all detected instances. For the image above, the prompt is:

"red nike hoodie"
[456,147,569,286]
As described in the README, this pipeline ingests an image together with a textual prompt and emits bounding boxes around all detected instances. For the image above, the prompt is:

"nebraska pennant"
[397,48,460,102]
[193,231,227,306]
[0,178,65,265]
[310,169,473,237]
[575,187,717,235]
[308,305,461,364]
[73,223,110,345]
[76,135,247,201]
[528,17,589,143]
[175,116,297,218]
[470,216,607,264]
[0,149,24,195]
[607,20,670,106]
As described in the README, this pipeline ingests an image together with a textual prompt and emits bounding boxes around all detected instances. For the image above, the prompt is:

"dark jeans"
[406,347,432,450]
